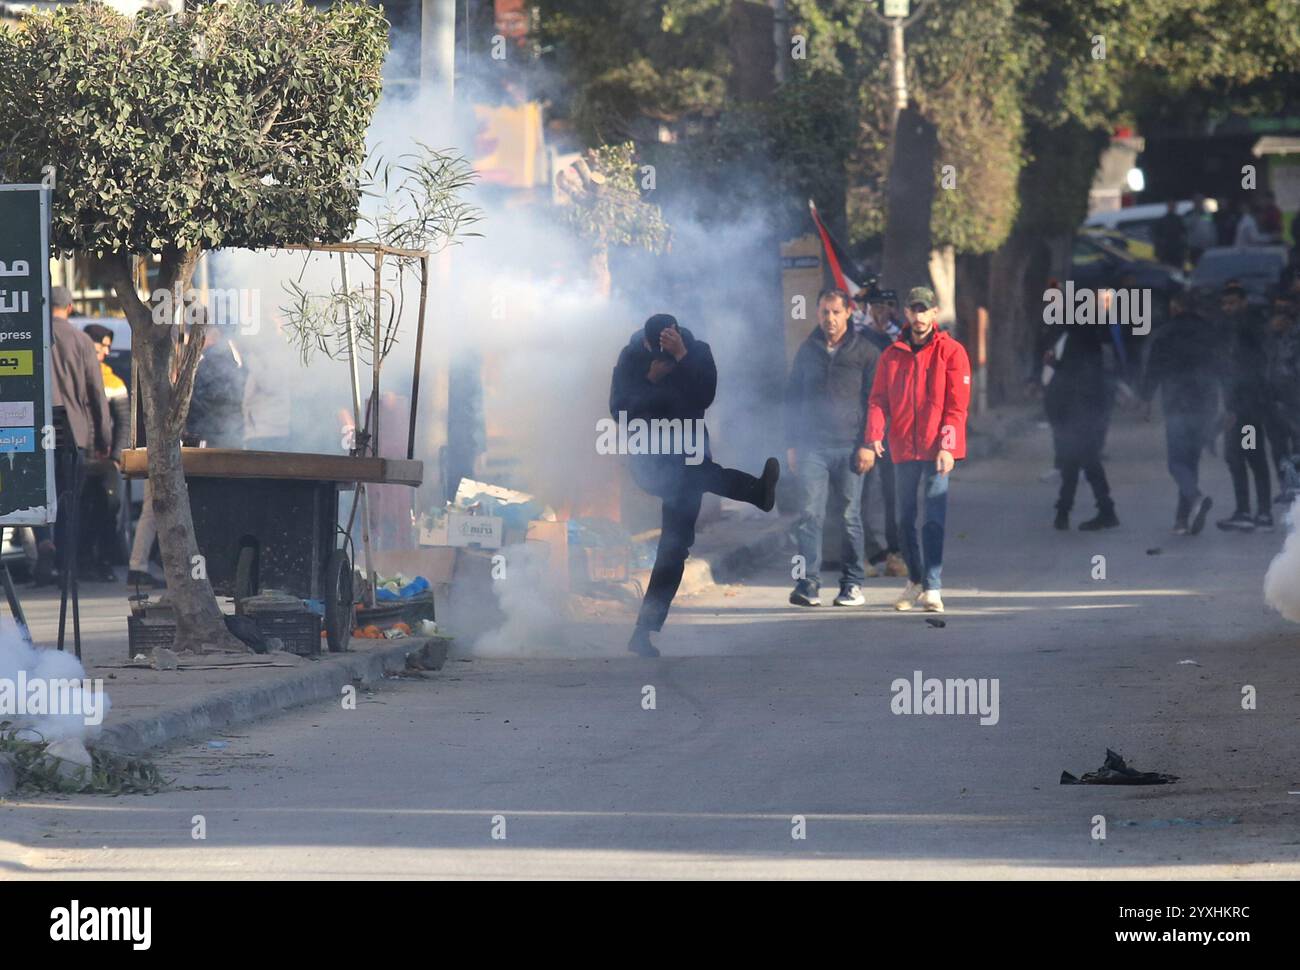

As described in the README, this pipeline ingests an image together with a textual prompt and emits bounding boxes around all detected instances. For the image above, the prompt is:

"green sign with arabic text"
[0,185,55,524]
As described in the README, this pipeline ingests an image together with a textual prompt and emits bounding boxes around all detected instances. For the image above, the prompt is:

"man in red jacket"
[859,286,970,613]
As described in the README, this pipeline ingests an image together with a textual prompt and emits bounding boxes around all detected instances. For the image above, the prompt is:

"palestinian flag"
[809,199,868,299]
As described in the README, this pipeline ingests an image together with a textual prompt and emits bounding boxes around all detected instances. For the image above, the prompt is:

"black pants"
[1266,402,1299,491]
[79,459,125,567]
[1052,420,1113,515]
[1058,458,1112,514]
[1225,412,1271,514]
[33,447,86,572]
[636,459,761,632]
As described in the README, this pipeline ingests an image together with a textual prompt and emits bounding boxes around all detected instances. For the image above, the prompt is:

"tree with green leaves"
[0,0,388,653]
[555,142,669,294]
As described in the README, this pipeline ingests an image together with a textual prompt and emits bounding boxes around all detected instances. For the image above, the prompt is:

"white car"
[1085,199,1219,245]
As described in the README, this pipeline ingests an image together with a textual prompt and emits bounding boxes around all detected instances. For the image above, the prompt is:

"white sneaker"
[893,581,923,611]
[833,584,865,607]
[918,589,944,612]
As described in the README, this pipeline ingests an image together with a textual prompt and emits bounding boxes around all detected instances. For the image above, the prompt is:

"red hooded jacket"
[865,329,971,462]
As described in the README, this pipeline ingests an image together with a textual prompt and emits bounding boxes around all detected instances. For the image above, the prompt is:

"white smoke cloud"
[1264,498,1300,622]
[0,619,109,743]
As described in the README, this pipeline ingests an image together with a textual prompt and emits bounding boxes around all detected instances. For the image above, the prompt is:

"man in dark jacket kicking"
[610,314,780,657]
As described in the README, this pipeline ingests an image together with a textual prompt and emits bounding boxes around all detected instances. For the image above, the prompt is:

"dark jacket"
[609,326,715,492]
[1044,327,1113,458]
[1140,310,1220,415]
[1266,323,1300,411]
[785,327,878,450]
[1220,309,1269,415]
[187,342,246,448]
[50,315,111,453]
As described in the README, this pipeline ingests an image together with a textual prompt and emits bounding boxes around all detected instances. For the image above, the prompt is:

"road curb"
[93,637,450,757]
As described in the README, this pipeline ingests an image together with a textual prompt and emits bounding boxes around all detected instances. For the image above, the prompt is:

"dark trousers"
[636,459,761,632]
[1225,412,1271,514]
[1052,420,1112,515]
[79,459,125,566]
[861,455,898,559]
[1165,413,1206,503]
[33,446,85,572]
[1266,402,1299,491]
[1058,459,1112,514]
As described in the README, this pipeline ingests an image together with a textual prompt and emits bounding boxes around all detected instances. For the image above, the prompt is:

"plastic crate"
[249,609,322,657]
[126,614,176,659]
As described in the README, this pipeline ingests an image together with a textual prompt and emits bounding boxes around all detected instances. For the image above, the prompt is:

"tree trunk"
[928,244,956,330]
[985,228,1036,404]
[107,250,247,654]
[882,105,938,295]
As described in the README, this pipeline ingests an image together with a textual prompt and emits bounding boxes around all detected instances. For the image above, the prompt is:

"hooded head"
[644,313,680,360]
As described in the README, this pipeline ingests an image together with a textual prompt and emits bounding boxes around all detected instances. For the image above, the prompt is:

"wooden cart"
[123,448,422,651]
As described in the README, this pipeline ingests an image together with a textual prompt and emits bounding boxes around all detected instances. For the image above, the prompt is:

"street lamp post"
[872,0,932,136]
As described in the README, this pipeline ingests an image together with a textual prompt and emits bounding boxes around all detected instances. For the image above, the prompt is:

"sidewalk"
[9,583,448,757]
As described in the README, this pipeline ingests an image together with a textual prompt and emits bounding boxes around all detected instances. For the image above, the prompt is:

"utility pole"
[421,0,456,111]
[871,0,937,308]
[771,0,789,84]
[869,0,933,135]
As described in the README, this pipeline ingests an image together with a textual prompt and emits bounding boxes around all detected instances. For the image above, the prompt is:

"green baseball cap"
[906,286,937,310]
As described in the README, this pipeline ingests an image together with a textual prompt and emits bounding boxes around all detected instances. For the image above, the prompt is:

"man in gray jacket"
[785,288,880,607]
[32,286,111,583]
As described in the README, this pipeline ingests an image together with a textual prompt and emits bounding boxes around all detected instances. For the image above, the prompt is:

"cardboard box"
[418,512,503,550]
[447,512,503,549]
[524,519,568,585]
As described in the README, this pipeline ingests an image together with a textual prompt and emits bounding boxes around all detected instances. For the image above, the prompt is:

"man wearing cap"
[610,313,780,657]
[861,286,971,613]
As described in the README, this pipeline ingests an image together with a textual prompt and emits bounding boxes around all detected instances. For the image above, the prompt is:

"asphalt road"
[3,414,1299,879]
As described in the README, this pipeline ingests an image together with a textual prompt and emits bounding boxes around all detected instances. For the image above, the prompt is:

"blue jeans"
[794,446,866,588]
[894,460,949,591]
[1165,412,1206,502]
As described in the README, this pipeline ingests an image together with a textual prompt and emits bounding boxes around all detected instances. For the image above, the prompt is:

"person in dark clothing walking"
[1153,201,1189,268]
[1139,289,1217,534]
[785,288,879,607]
[1265,300,1300,503]
[855,286,907,577]
[1216,284,1274,531]
[1042,295,1121,531]
[610,314,779,657]
[78,323,132,580]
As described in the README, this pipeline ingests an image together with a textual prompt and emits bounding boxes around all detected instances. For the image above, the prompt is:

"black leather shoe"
[627,628,660,658]
[757,457,780,512]
[1078,509,1120,531]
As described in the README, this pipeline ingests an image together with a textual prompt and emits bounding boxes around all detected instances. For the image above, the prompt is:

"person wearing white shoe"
[861,287,971,613]
[893,581,923,611]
